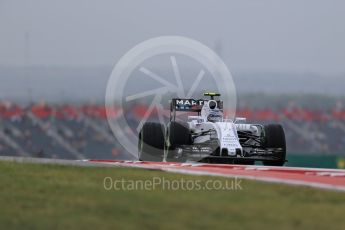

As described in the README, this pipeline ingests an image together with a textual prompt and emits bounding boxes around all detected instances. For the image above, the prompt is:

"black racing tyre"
[168,121,192,148]
[234,159,255,165]
[138,122,165,161]
[262,124,286,166]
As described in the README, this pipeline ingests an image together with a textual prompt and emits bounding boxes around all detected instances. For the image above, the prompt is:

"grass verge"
[0,160,344,230]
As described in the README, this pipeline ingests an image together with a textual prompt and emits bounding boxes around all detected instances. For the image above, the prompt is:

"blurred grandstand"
[1,95,345,159]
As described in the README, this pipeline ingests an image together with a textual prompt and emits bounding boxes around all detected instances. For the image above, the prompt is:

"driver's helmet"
[201,100,223,122]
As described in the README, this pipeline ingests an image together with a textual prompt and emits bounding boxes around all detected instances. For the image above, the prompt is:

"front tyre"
[167,121,192,148]
[138,122,165,161]
[262,124,286,166]
[165,121,191,161]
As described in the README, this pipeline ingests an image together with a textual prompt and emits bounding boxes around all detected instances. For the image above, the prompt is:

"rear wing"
[170,98,223,112]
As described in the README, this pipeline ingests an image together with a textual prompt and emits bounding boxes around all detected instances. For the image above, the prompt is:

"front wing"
[167,139,284,162]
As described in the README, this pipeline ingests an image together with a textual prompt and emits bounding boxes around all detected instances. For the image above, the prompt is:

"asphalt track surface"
[1,156,345,192]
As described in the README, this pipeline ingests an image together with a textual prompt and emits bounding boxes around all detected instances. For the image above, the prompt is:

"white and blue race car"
[138,92,286,166]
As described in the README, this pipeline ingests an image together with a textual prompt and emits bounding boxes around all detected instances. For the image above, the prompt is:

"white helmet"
[201,100,223,122]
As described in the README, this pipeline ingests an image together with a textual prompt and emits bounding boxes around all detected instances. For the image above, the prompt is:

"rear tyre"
[262,124,286,166]
[138,122,165,161]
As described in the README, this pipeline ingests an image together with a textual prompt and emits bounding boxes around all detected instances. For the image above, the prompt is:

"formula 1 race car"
[138,92,286,166]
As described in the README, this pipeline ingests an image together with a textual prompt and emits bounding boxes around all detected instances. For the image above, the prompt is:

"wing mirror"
[234,117,247,123]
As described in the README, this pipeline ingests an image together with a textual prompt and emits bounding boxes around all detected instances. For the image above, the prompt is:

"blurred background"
[1,0,345,168]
